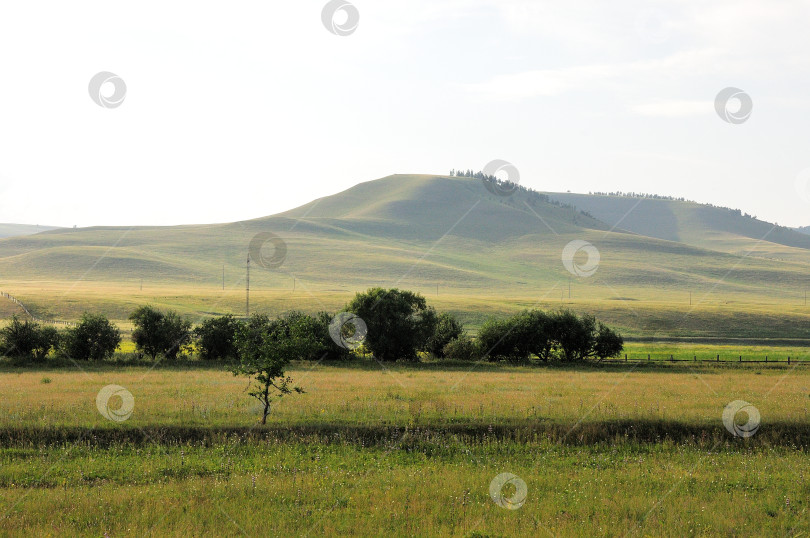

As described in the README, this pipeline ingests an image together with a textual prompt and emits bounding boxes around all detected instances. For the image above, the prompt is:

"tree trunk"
[261,383,270,424]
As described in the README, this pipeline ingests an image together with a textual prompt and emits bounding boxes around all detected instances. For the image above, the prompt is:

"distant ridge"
[0,223,62,239]
[548,192,810,257]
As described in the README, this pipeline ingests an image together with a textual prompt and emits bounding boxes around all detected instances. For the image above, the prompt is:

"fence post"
[788,356,791,365]
[648,354,650,362]
[625,353,627,362]
[739,355,741,362]
[717,354,719,362]
[765,356,768,363]
[670,354,673,362]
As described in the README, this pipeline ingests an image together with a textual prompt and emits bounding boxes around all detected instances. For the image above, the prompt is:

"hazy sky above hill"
[1,0,809,228]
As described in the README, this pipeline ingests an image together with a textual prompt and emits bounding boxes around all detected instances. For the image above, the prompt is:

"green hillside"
[2,174,810,337]
[548,192,810,261]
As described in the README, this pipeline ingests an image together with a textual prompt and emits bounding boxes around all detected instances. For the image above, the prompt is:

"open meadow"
[1,360,810,536]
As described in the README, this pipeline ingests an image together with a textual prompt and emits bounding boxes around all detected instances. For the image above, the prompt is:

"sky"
[1,0,809,228]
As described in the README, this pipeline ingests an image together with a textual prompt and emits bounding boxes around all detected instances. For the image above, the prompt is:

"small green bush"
[442,334,478,361]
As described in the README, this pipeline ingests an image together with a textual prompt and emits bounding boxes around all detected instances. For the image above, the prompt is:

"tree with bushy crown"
[194,314,242,361]
[0,316,59,362]
[61,313,121,360]
[344,288,435,362]
[129,306,192,360]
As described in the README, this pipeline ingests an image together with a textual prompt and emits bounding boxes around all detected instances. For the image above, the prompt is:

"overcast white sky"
[1,0,810,228]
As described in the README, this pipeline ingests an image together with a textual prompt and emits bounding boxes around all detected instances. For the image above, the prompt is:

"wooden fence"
[603,353,809,365]
[0,291,74,326]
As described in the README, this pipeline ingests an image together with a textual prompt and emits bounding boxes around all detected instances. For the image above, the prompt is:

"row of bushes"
[0,314,121,362]
[446,309,623,362]
[0,288,623,363]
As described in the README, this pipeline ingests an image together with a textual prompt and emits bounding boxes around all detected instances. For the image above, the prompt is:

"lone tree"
[129,306,192,360]
[232,313,313,424]
[345,288,436,361]
[61,313,121,360]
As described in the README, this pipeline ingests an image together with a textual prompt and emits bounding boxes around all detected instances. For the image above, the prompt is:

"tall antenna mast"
[246,255,250,317]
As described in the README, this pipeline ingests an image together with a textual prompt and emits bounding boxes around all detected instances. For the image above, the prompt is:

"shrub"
[593,322,624,360]
[311,312,353,361]
[442,334,478,360]
[549,310,624,362]
[476,309,624,363]
[61,313,121,360]
[129,306,192,360]
[0,316,59,361]
[477,317,528,361]
[194,314,242,361]
[426,312,463,358]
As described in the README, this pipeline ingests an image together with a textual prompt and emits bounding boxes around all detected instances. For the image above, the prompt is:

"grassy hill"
[2,175,810,338]
[548,192,810,262]
[0,223,62,239]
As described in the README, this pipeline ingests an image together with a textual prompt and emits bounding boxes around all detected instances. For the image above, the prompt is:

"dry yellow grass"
[1,363,808,429]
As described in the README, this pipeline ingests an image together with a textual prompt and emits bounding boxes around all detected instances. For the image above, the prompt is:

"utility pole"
[246,255,250,318]
[689,292,691,306]
[222,264,225,291]
[568,276,571,299]
[293,277,296,292]
[140,278,143,291]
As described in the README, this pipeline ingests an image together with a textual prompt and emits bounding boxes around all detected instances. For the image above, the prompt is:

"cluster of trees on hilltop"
[450,168,596,217]
[589,191,693,202]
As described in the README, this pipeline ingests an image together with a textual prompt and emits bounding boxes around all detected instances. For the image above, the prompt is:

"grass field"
[1,361,809,536]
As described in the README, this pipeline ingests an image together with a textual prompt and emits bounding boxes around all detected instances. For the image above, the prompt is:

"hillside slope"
[548,192,810,262]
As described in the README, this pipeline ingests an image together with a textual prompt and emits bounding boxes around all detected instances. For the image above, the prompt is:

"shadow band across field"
[3,420,809,449]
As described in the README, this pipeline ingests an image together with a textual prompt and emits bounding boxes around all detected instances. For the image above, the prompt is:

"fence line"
[0,291,74,326]
[603,353,810,365]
